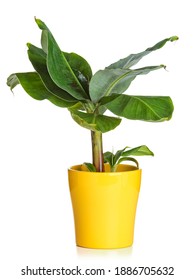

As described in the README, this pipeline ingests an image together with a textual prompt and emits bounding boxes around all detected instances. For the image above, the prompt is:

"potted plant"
[7,18,178,249]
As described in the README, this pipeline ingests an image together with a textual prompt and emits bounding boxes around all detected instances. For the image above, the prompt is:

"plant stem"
[111,165,118,172]
[91,131,105,172]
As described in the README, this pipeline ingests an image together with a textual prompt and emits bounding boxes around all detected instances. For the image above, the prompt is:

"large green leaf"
[40,22,93,86]
[35,18,89,100]
[106,94,174,121]
[106,36,179,69]
[89,65,165,103]
[27,44,77,102]
[70,110,121,133]
[7,72,77,107]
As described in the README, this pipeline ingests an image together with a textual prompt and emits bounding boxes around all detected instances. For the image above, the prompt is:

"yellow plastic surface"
[68,164,141,249]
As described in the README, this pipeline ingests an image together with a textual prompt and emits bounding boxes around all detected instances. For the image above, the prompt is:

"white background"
[0,0,195,279]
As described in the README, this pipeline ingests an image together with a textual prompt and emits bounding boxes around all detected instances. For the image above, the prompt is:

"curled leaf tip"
[34,17,48,31]
[34,16,39,23]
[34,16,41,26]
[170,36,179,42]
[160,64,166,69]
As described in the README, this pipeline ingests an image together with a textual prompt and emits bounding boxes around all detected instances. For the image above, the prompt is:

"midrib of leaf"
[47,32,87,97]
[61,52,86,95]
[132,96,163,119]
[103,66,160,98]
[104,70,134,97]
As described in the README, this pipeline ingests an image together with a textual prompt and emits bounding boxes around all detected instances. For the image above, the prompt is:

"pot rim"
[68,163,141,174]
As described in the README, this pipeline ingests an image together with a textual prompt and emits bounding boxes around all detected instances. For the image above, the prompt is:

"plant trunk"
[91,131,104,172]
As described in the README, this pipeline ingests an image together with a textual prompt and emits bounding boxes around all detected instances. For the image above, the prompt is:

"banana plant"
[7,18,178,172]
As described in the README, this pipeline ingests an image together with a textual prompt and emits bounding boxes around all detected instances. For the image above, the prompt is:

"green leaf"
[122,145,154,157]
[35,18,89,100]
[89,65,165,103]
[7,72,77,107]
[106,36,179,69]
[35,17,49,30]
[27,44,92,101]
[103,151,115,167]
[117,157,139,168]
[41,30,48,53]
[113,147,129,165]
[106,94,174,121]
[97,95,121,115]
[63,52,92,93]
[70,110,121,133]
[70,110,96,131]
[99,94,122,106]
[7,73,19,91]
[95,115,122,133]
[83,162,96,172]
[27,44,77,102]
[103,145,153,171]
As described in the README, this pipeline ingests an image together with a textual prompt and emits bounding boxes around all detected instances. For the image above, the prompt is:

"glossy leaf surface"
[7,72,77,107]
[63,52,92,94]
[89,65,165,103]
[106,94,174,121]
[70,110,121,133]
[27,44,77,102]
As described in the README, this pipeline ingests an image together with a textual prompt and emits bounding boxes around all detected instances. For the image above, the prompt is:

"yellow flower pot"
[68,164,141,249]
